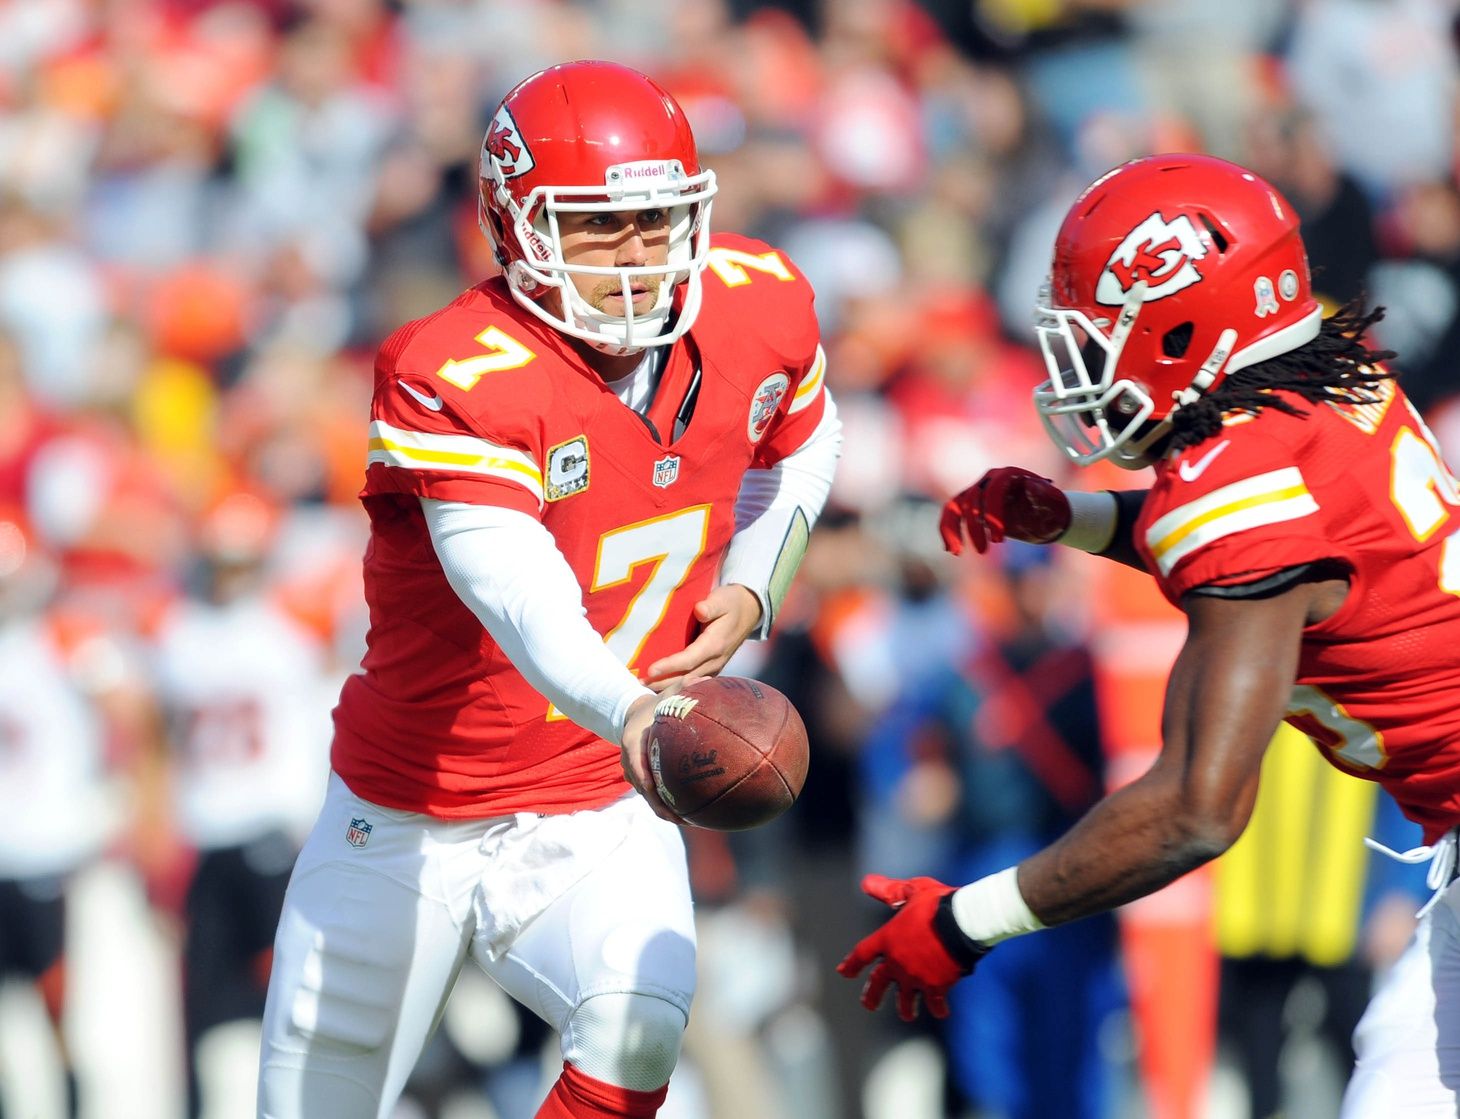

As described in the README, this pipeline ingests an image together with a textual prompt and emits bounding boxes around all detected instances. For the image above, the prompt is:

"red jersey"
[333,233,828,818]
[1137,379,1460,841]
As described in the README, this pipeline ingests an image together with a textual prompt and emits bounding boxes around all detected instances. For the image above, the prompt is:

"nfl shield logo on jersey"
[345,817,373,848]
[653,454,681,488]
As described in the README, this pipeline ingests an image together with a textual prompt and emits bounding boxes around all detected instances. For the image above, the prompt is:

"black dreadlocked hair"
[1166,303,1397,453]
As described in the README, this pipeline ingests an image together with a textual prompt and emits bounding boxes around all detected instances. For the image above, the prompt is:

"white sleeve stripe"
[367,420,544,503]
[1147,467,1307,541]
[788,345,826,414]
[1149,492,1320,575]
[367,420,541,473]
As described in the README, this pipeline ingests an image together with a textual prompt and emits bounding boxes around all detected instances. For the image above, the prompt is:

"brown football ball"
[648,676,809,830]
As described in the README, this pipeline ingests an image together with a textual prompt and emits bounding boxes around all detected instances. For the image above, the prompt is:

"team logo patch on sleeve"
[748,373,790,442]
[546,436,590,501]
[346,817,373,848]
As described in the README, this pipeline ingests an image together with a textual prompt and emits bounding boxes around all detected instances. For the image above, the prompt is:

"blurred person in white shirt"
[142,490,332,1119]
[0,506,124,1119]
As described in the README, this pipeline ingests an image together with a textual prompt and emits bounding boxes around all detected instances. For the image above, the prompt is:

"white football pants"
[1341,877,1460,1116]
[257,773,697,1119]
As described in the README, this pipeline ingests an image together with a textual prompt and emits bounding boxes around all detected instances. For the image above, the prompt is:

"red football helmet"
[478,60,718,354]
[1033,153,1323,466]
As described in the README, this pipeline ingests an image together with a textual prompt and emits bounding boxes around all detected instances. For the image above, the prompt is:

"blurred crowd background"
[1,0,1457,1117]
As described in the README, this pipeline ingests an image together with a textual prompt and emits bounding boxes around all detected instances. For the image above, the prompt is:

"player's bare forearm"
[1016,769,1231,922]
[1016,587,1310,926]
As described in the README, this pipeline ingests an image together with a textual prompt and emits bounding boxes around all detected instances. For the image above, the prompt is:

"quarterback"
[839,153,1460,1116]
[258,61,840,1119]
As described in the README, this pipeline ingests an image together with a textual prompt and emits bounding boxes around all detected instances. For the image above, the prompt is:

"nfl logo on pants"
[346,817,373,847]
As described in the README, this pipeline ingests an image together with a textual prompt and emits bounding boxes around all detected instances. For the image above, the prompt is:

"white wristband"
[950,867,1045,945]
[1059,491,1119,554]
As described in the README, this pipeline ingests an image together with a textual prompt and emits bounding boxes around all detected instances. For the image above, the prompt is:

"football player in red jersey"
[257,61,841,1119]
[838,153,1460,1115]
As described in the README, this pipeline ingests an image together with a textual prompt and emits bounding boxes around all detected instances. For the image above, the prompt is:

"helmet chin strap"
[1112,325,1239,465]
[1107,280,1147,356]
[562,279,673,355]
[1172,328,1239,409]
[505,241,698,354]
[585,338,643,357]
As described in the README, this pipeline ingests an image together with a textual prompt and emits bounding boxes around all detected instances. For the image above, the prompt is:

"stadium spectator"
[141,489,332,1118]
[1242,106,1379,313]
[0,507,128,1119]
[855,532,1122,1119]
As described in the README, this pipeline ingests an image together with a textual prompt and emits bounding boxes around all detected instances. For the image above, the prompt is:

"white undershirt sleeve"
[421,498,653,745]
[719,390,843,638]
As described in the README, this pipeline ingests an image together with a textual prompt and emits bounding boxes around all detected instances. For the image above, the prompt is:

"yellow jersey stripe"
[1151,484,1308,558]
[367,437,542,481]
[789,346,827,414]
[1146,467,1319,575]
[368,436,484,468]
[366,421,544,503]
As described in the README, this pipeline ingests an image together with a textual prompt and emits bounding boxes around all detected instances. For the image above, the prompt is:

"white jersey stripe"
[1147,467,1319,575]
[367,420,544,504]
[788,345,826,414]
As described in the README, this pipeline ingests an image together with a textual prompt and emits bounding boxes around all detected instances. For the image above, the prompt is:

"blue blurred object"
[1000,538,1056,575]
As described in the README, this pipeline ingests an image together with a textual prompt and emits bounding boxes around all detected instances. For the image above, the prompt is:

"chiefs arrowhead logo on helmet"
[483,106,535,180]
[1095,213,1207,305]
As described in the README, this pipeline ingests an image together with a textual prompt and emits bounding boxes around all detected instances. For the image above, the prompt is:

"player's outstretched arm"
[1013,586,1310,920]
[840,581,1321,1018]
[939,467,1149,571]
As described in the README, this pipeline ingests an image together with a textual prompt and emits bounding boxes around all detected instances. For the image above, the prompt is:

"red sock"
[534,1062,668,1119]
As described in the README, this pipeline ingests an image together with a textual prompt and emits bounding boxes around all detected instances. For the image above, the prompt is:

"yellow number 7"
[547,505,710,721]
[436,326,536,390]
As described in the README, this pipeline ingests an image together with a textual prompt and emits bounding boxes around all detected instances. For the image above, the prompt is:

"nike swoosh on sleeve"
[397,378,445,412]
[1177,439,1231,482]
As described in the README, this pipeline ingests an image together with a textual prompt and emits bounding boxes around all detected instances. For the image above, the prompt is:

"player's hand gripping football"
[837,874,990,1021]
[620,693,679,822]
[643,584,762,692]
[939,466,1071,556]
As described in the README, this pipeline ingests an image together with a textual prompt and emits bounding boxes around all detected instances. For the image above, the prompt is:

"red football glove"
[939,467,1071,556]
[836,874,990,1021]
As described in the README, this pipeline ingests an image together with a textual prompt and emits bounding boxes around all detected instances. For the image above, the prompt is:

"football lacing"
[654,695,699,720]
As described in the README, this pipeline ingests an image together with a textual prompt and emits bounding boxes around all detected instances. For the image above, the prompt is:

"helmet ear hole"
[1163,321,1194,358]
[484,210,510,266]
